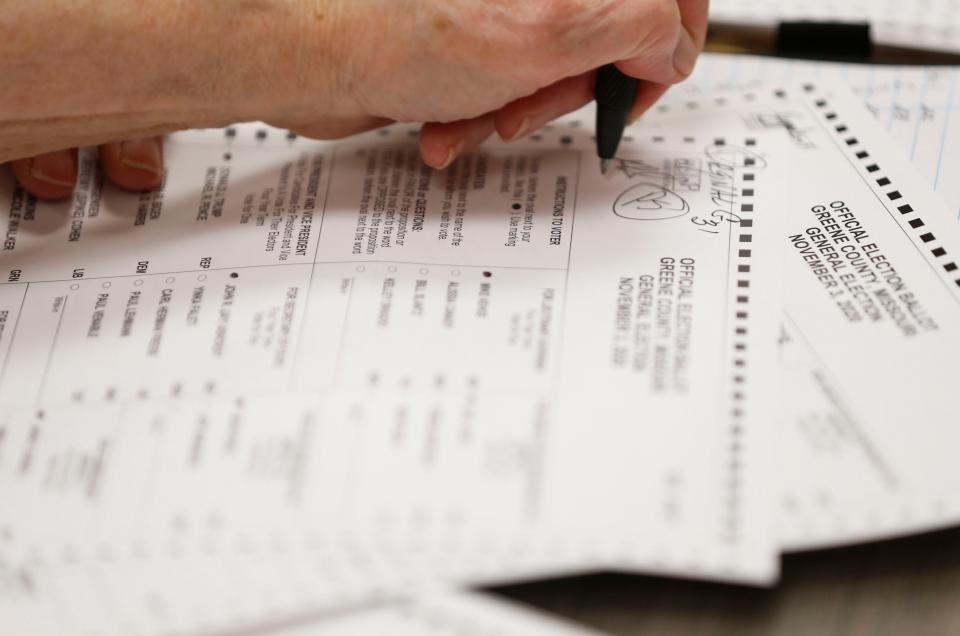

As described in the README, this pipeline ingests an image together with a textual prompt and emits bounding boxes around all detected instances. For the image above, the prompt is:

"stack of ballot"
[2,46,960,635]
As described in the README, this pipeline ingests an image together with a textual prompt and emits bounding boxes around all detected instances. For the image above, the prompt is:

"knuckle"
[648,0,681,27]
[629,0,681,54]
[538,0,592,23]
[481,0,684,84]
[480,1,587,80]
[532,0,681,60]
[508,1,583,48]
[540,0,618,41]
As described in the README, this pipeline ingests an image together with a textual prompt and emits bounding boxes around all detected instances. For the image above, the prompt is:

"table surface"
[491,526,960,635]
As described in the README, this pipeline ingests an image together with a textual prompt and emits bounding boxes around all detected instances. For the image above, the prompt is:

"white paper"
[0,117,783,633]
[644,81,960,548]
[662,54,960,219]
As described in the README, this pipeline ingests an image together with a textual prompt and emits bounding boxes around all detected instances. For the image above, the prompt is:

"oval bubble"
[613,183,690,221]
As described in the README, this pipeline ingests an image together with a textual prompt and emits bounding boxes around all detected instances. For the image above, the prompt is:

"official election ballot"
[563,54,960,221]
[3,74,960,636]
[644,83,960,548]
[0,111,783,635]
[668,53,960,220]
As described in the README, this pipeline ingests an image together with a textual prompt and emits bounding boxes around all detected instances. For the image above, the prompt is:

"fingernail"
[119,138,163,176]
[29,150,77,188]
[504,116,532,142]
[436,139,465,170]
[672,30,699,79]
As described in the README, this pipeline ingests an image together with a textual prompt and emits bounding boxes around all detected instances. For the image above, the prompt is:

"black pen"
[594,64,639,175]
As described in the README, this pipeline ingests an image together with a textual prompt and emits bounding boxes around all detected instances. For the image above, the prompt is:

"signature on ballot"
[613,183,690,220]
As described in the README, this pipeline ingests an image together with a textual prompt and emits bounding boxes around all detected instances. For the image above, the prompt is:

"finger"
[494,72,596,142]
[539,0,679,79]
[10,149,78,200]
[420,114,495,170]
[100,138,164,192]
[628,82,671,123]
[615,0,708,84]
[678,0,710,49]
[282,115,393,140]
[674,0,709,77]
[454,115,497,159]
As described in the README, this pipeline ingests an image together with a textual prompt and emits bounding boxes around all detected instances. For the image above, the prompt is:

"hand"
[4,0,706,198]
[11,138,164,200]
[279,0,708,167]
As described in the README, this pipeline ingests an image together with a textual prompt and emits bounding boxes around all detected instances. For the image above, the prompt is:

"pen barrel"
[595,64,639,160]
[594,64,639,110]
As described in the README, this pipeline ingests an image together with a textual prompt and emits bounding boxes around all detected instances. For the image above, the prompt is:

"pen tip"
[600,159,609,175]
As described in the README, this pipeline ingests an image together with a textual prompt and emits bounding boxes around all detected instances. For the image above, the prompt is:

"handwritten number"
[690,216,718,227]
[711,210,743,223]
[690,209,742,234]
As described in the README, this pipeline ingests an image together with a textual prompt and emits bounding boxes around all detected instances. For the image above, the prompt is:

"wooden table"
[493,527,960,635]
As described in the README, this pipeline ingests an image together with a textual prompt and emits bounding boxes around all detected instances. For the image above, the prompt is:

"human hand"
[281,0,707,167]
[5,0,706,198]
[11,139,164,200]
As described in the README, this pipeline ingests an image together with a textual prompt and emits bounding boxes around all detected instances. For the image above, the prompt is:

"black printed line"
[331,280,356,386]
[782,314,898,486]
[290,146,338,388]
[547,152,583,389]
[36,295,68,406]
[0,282,28,392]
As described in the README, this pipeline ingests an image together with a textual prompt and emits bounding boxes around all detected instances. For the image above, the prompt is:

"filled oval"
[613,183,690,221]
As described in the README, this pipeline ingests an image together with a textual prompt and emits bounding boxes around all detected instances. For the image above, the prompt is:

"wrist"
[75,1,347,126]
[205,0,348,124]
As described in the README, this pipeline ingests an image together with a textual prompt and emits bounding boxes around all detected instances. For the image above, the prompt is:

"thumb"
[617,0,708,82]
[534,0,684,82]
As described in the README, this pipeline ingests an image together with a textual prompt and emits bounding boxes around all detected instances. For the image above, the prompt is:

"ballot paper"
[675,54,960,220]
[642,82,960,549]
[708,0,960,54]
[0,114,783,633]
[562,54,960,219]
